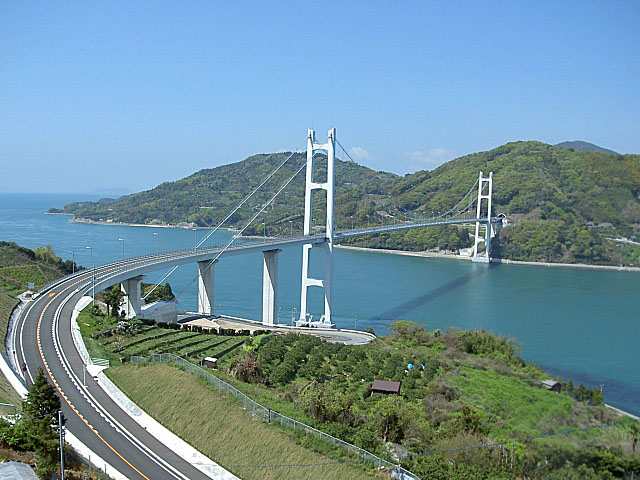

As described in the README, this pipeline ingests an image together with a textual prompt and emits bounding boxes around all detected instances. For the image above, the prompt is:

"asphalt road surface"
[13,263,217,480]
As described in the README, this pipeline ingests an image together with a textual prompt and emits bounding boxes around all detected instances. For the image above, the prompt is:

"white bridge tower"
[472,171,494,263]
[298,128,335,327]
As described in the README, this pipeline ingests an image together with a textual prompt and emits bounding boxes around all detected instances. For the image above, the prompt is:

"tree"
[23,369,60,422]
[575,383,588,402]
[34,245,60,265]
[230,352,265,384]
[142,282,175,303]
[565,379,574,393]
[103,285,124,317]
[631,422,639,454]
[22,368,63,478]
[374,395,412,443]
[590,387,604,406]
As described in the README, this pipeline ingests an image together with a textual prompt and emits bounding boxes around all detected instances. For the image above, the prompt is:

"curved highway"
[11,234,379,478]
[13,254,227,480]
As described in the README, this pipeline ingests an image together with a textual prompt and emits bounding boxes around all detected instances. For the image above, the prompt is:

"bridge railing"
[130,353,420,480]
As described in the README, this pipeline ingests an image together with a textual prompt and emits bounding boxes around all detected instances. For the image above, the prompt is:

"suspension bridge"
[82,127,504,329]
[9,127,504,480]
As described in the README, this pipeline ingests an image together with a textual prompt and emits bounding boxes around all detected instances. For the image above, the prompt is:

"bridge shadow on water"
[371,263,499,322]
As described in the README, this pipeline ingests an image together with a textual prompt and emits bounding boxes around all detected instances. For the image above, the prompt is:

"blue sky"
[2,1,639,193]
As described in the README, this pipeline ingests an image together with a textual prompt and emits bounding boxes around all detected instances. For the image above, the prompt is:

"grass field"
[0,291,21,407]
[107,364,376,480]
[0,292,19,355]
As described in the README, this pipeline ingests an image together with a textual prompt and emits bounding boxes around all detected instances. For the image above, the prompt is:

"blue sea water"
[0,192,638,416]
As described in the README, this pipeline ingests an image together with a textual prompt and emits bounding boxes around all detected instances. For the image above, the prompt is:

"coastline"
[46,214,640,272]
[335,245,640,273]
[60,215,225,231]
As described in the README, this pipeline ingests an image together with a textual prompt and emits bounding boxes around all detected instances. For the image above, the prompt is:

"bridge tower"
[298,128,335,327]
[472,171,494,263]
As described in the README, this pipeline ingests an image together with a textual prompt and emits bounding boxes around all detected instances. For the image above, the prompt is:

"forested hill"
[555,140,618,154]
[379,141,640,265]
[51,142,640,266]
[50,153,400,233]
[0,242,79,357]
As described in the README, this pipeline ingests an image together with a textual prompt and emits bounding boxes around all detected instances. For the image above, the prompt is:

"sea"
[1,192,638,416]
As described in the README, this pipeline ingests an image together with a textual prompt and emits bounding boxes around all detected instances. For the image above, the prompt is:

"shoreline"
[47,214,640,272]
[335,245,640,273]
[61,215,225,231]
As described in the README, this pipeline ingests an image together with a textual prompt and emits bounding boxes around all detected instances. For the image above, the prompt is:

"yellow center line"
[34,277,151,480]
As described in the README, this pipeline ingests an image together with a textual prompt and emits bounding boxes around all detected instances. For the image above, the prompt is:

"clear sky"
[2,1,639,193]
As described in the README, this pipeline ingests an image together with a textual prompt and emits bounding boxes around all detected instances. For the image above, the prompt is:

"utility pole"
[58,410,65,480]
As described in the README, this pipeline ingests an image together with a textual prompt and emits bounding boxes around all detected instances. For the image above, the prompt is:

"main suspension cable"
[335,138,357,163]
[141,146,303,301]
[173,154,310,304]
[142,265,178,300]
[195,147,303,249]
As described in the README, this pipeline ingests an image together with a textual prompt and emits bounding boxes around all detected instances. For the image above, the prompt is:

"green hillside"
[369,141,640,264]
[0,242,78,407]
[51,142,640,265]
[50,153,399,235]
[111,322,639,479]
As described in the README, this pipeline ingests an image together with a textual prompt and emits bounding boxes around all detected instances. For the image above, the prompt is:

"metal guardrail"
[130,353,419,480]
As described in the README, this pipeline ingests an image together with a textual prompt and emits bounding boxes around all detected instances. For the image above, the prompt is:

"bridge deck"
[49,216,500,296]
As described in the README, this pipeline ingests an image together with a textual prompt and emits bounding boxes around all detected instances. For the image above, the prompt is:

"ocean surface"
[1,192,638,416]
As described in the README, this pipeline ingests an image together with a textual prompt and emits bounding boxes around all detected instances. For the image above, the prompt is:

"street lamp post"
[192,228,197,249]
[60,249,76,273]
[263,223,266,243]
[118,237,124,261]
[85,246,94,305]
[289,221,293,236]
[153,232,158,254]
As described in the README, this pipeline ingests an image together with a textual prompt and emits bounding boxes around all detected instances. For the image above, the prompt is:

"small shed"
[202,357,217,369]
[541,379,562,393]
[371,380,401,395]
[0,462,39,480]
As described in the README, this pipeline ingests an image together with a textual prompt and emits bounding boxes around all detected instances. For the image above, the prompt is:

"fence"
[130,353,419,480]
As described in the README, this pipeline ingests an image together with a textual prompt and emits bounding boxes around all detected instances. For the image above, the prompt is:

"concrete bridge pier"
[121,275,144,319]
[197,260,217,316]
[262,249,281,326]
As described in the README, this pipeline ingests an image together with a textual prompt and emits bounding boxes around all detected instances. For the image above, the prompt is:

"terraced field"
[79,306,249,366]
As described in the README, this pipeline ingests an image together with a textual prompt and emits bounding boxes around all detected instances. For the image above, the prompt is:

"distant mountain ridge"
[555,141,618,155]
[50,142,640,266]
